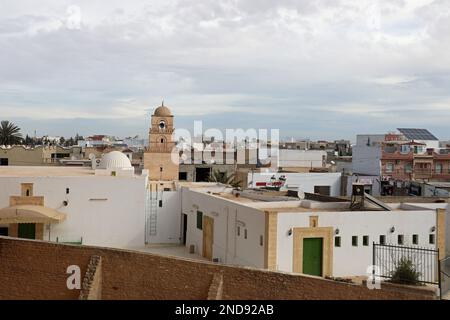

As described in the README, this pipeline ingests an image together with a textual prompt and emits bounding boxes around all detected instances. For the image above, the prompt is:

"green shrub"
[390,257,421,285]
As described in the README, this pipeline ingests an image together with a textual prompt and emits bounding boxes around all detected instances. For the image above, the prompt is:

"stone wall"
[0,237,436,300]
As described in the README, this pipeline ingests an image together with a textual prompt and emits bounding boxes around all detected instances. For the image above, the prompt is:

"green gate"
[303,238,323,276]
[18,223,36,239]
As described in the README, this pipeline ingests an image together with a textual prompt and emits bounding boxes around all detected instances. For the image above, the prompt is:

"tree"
[0,121,22,145]
[208,169,242,189]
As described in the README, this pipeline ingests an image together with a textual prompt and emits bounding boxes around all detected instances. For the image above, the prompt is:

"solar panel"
[397,128,438,141]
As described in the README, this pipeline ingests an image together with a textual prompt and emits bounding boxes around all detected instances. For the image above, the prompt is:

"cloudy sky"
[1,0,450,141]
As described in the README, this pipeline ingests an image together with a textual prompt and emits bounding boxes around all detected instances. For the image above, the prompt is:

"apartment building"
[352,128,450,196]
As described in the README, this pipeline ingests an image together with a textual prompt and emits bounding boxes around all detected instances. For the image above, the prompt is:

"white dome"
[99,151,132,169]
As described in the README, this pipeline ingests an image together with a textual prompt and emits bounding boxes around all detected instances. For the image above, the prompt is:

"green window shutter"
[196,211,203,230]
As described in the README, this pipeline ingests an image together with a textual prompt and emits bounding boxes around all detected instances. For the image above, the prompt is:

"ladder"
[145,184,159,242]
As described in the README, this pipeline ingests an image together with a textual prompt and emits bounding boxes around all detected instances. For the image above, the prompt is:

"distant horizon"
[4,114,450,145]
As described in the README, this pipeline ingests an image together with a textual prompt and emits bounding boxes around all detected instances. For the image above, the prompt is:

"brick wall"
[0,237,436,300]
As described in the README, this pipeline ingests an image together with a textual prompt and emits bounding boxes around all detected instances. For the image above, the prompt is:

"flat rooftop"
[192,188,446,213]
[0,166,95,177]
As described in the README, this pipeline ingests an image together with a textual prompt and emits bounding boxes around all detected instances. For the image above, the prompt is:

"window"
[380,235,386,245]
[335,236,341,247]
[404,163,412,173]
[429,234,435,244]
[352,236,358,246]
[179,172,188,180]
[400,145,411,154]
[314,186,331,196]
[159,200,163,207]
[260,235,263,246]
[196,211,203,230]
[412,234,419,245]
[111,171,116,176]
[0,227,8,236]
[386,163,394,173]
[0,158,8,166]
[66,188,70,194]
[435,163,443,174]
[237,226,240,236]
[363,235,369,246]
[398,235,404,245]
[244,229,248,239]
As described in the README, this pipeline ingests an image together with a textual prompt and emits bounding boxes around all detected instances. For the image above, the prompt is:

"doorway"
[18,223,36,239]
[302,238,323,276]
[182,214,187,245]
[202,216,214,260]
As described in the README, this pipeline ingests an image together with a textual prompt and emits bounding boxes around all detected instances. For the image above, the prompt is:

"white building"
[276,149,327,169]
[0,152,148,248]
[248,172,342,196]
[181,186,449,279]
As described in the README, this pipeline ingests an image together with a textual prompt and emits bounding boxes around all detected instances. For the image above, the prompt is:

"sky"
[1,0,450,142]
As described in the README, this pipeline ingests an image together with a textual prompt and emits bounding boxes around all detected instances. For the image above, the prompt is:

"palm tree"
[208,169,242,189]
[0,121,22,145]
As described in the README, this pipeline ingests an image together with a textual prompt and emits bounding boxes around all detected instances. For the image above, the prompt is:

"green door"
[302,238,323,276]
[18,223,36,239]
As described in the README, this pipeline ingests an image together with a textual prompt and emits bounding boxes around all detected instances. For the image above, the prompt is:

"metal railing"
[373,242,440,286]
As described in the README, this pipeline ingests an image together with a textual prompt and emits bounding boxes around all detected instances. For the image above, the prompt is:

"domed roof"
[154,105,172,117]
[99,151,132,169]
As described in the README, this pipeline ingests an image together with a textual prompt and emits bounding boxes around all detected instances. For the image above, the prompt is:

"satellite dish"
[330,160,336,165]
[297,187,305,200]
[88,153,95,160]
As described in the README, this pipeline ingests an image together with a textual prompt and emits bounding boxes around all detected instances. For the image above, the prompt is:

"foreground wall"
[0,237,435,300]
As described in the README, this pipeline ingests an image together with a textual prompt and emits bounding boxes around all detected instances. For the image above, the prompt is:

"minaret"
[143,103,179,180]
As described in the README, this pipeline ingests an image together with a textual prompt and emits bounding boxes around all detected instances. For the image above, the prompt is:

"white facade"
[277,149,327,168]
[276,208,442,276]
[0,173,147,248]
[180,186,449,278]
[352,134,384,176]
[249,172,342,196]
[182,187,266,268]
[145,189,182,244]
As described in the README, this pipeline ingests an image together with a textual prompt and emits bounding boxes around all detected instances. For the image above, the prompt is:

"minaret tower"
[144,102,179,180]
